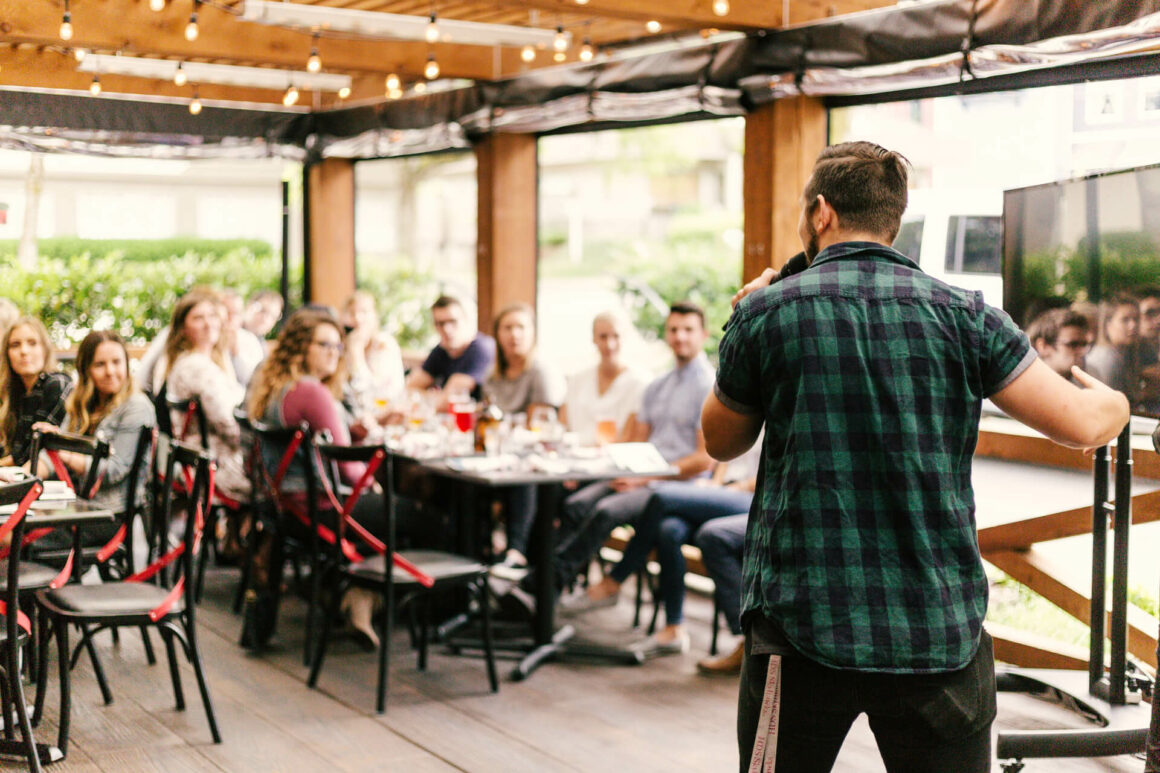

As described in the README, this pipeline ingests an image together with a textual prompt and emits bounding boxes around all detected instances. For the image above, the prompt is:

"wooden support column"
[304,158,356,308]
[743,96,827,282]
[475,133,538,333]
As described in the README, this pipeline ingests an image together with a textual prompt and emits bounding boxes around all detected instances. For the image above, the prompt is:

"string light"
[338,85,351,99]
[646,20,662,34]
[307,34,321,73]
[412,81,427,94]
[282,84,299,106]
[712,0,730,15]
[74,48,86,63]
[387,87,403,100]
[60,1,74,41]
[425,13,439,44]
[189,88,202,115]
[553,25,568,52]
[150,0,165,10]
[553,51,565,63]
[579,39,594,62]
[520,45,535,63]
[424,54,439,80]
[185,1,199,41]
[385,73,400,92]
[89,75,101,96]
[174,61,187,86]
[575,0,589,4]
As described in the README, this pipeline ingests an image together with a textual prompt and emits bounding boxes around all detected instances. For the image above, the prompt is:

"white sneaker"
[628,630,690,659]
[557,588,618,616]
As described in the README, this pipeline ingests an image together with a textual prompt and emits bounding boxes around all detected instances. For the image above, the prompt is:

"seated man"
[406,295,496,402]
[501,301,715,615]
[1025,307,1091,380]
[568,439,760,658]
[692,513,747,674]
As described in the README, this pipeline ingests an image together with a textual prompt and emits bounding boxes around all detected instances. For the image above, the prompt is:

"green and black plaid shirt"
[716,241,1034,673]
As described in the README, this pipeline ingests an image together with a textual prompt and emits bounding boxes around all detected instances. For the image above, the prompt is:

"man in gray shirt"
[503,300,715,613]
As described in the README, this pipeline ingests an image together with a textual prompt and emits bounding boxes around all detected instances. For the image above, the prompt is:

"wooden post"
[305,158,356,309]
[743,97,827,282]
[475,133,538,333]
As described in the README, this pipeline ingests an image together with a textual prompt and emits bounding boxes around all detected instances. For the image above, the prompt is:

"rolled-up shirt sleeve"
[714,306,763,415]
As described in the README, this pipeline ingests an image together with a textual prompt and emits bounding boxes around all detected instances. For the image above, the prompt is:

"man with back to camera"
[405,295,495,401]
[702,141,1130,772]
[1025,307,1092,379]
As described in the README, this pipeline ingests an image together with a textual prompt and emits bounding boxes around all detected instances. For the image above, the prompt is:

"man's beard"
[804,219,820,261]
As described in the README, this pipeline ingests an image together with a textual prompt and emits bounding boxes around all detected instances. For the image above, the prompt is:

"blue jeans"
[694,514,747,635]
[608,482,752,627]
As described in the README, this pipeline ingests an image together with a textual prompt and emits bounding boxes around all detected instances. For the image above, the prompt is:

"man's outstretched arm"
[991,360,1130,449]
[702,392,762,462]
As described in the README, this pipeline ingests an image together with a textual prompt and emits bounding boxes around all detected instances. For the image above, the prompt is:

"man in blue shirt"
[406,295,496,401]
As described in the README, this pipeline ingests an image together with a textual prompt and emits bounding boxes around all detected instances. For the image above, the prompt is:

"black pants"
[738,632,996,773]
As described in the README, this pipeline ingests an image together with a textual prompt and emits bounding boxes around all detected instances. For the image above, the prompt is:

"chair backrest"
[250,418,316,511]
[313,442,392,564]
[0,478,43,639]
[155,440,213,604]
[165,396,209,450]
[28,429,110,500]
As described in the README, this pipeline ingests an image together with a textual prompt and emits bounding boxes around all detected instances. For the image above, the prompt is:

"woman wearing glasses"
[248,308,386,648]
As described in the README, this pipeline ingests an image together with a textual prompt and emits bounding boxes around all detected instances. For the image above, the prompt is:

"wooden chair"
[306,442,498,713]
[34,441,222,756]
[0,477,47,772]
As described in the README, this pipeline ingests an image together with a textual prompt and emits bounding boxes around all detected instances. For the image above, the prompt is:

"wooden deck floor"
[0,564,1147,773]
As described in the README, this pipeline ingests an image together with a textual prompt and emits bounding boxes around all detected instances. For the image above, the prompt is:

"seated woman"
[247,308,385,648]
[159,289,250,502]
[561,439,761,659]
[340,291,405,413]
[560,311,646,446]
[1086,293,1142,404]
[483,303,565,570]
[0,316,71,469]
[32,330,155,549]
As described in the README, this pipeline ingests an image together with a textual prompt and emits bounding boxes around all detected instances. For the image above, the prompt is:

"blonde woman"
[0,316,71,469]
[340,291,405,412]
[160,289,249,501]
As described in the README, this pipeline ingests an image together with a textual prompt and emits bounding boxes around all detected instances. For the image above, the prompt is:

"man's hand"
[732,269,775,310]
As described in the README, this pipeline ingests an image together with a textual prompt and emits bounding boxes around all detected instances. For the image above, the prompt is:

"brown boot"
[696,640,744,676]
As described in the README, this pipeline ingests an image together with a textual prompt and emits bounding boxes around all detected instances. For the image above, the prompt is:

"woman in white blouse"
[560,311,647,445]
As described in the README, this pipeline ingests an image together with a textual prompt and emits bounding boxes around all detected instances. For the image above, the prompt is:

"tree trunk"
[17,153,44,271]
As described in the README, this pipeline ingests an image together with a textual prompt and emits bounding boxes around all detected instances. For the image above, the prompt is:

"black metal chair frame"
[0,477,47,772]
[306,442,498,713]
[34,440,222,756]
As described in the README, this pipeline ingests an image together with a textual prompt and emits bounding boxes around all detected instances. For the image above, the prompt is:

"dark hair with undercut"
[431,295,462,312]
[668,300,705,329]
[803,141,911,243]
[1025,307,1091,347]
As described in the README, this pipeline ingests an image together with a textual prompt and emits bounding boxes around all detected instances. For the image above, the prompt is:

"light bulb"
[89,75,101,96]
[174,63,187,86]
[553,26,568,52]
[60,13,74,41]
[385,73,400,92]
[412,81,427,94]
[74,48,86,62]
[150,0,165,10]
[387,87,402,100]
[185,13,198,41]
[712,0,730,15]
[553,51,565,63]
[579,40,594,62]
[425,14,439,44]
[646,20,661,33]
[189,96,202,115]
[424,55,439,80]
[283,85,299,106]
[575,0,588,4]
[338,85,351,99]
[307,51,321,73]
[520,45,535,63]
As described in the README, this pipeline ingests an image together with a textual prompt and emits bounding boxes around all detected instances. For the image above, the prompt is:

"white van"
[892,189,1004,306]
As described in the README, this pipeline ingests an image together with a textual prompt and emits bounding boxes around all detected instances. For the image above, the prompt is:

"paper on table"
[605,442,670,474]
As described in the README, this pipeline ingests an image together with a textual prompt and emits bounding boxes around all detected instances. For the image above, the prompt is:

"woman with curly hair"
[0,316,71,469]
[158,289,250,501]
[248,308,385,648]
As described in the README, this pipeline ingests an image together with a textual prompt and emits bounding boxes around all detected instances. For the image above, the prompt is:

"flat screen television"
[1002,163,1160,420]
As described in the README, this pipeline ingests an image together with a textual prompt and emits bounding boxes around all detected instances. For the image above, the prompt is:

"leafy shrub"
[0,237,273,264]
[355,260,445,352]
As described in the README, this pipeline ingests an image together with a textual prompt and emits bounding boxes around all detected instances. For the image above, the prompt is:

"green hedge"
[0,237,273,264]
